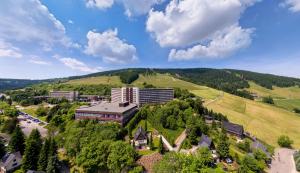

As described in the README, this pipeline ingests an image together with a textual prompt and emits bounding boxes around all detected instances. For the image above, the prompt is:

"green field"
[247,82,300,111]
[66,76,123,86]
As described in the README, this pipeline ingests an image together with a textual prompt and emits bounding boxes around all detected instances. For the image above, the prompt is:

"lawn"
[247,81,300,99]
[274,99,300,111]
[204,92,300,148]
[66,76,123,86]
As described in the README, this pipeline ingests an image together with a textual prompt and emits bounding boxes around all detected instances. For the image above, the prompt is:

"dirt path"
[269,148,298,173]
[204,91,224,106]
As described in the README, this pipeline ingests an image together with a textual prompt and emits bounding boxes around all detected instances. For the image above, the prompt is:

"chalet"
[134,127,148,147]
[222,121,244,138]
[198,134,213,149]
[0,152,22,173]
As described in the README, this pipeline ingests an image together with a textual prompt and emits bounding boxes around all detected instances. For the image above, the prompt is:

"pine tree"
[9,126,25,154]
[48,138,58,158]
[38,138,50,171]
[158,136,164,154]
[46,155,59,173]
[22,129,42,171]
[217,132,230,159]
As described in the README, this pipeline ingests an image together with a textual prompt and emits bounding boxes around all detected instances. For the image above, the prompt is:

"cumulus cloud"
[85,0,163,16]
[146,0,258,60]
[0,0,79,50]
[0,40,22,58]
[54,55,100,73]
[84,29,138,64]
[169,26,254,60]
[281,0,300,12]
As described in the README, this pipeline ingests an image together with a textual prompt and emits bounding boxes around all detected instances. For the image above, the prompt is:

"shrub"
[262,96,274,104]
[277,135,293,148]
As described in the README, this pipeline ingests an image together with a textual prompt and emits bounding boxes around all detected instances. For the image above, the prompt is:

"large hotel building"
[111,87,174,106]
[49,91,79,101]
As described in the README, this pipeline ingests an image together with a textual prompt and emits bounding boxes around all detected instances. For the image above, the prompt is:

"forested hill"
[0,79,59,91]
[68,68,300,100]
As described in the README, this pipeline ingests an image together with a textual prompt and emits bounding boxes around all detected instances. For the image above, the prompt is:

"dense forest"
[0,79,44,91]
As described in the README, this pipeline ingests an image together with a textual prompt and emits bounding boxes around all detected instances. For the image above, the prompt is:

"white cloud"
[281,0,300,12]
[0,0,78,50]
[29,56,51,65]
[0,40,22,58]
[54,55,99,73]
[85,0,163,16]
[146,0,258,60]
[86,0,114,9]
[169,25,254,61]
[84,29,138,64]
[68,20,74,24]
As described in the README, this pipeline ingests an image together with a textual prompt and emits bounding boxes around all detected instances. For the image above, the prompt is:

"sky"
[0,0,300,79]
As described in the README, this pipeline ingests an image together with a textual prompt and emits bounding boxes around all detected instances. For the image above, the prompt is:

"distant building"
[78,95,108,102]
[75,101,138,126]
[198,134,213,149]
[0,152,22,173]
[111,87,174,106]
[222,121,244,138]
[134,127,148,147]
[49,91,79,101]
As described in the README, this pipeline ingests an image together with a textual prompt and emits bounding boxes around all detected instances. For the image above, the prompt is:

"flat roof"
[76,102,137,114]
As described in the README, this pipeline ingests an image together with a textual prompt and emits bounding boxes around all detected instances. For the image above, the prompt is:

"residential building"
[133,127,148,147]
[111,87,174,106]
[75,101,138,126]
[222,121,244,138]
[198,134,213,149]
[49,91,79,101]
[0,152,22,173]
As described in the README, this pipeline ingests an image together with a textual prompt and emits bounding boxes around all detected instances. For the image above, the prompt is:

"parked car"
[225,158,233,164]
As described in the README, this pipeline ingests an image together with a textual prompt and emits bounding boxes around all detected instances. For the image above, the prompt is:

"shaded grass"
[274,99,300,111]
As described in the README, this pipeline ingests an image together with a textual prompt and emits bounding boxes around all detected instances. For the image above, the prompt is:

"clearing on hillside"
[66,76,123,86]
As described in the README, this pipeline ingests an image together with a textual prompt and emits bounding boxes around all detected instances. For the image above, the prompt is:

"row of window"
[76,112,122,119]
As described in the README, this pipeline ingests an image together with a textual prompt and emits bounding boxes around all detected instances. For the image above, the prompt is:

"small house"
[134,127,148,147]
[0,152,22,173]
[222,121,244,138]
[198,134,213,149]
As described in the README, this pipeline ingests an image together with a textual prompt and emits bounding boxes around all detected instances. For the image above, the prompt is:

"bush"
[262,96,274,104]
[294,108,300,114]
[277,135,293,148]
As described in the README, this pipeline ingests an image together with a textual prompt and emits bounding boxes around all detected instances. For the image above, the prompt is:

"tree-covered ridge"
[0,79,44,91]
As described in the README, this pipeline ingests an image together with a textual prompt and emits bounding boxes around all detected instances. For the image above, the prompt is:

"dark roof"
[223,121,244,136]
[134,127,147,141]
[198,134,212,148]
[1,151,21,167]
[251,141,271,157]
[27,171,45,173]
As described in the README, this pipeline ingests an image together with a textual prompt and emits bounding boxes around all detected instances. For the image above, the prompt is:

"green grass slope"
[66,76,123,86]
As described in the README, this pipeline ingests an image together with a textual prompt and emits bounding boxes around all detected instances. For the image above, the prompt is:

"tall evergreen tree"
[149,133,154,150]
[38,138,50,171]
[48,138,58,158]
[46,155,59,173]
[22,129,42,171]
[144,120,148,132]
[217,132,230,159]
[9,126,25,154]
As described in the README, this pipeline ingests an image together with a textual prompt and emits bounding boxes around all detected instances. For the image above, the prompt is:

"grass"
[22,106,47,122]
[274,99,300,111]
[247,81,300,99]
[204,92,300,148]
[66,76,123,86]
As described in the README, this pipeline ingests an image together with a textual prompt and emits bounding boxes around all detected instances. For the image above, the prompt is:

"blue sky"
[0,0,300,79]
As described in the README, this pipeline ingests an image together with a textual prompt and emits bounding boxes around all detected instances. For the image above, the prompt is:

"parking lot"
[18,113,48,138]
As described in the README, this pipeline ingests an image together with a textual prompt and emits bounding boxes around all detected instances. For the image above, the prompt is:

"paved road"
[269,148,298,173]
[174,129,186,152]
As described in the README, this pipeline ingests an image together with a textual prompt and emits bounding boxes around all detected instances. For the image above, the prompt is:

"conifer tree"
[22,129,42,171]
[158,136,164,154]
[0,140,6,158]
[149,133,154,150]
[9,126,25,154]
[38,138,50,171]
[46,155,59,173]
[217,132,230,159]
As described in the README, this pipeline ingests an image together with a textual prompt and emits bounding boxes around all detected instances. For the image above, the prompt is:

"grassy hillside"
[247,82,300,111]
[206,93,300,148]
[66,76,122,86]
[134,74,300,147]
